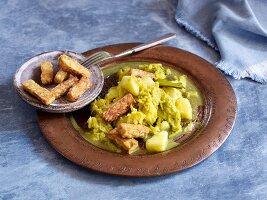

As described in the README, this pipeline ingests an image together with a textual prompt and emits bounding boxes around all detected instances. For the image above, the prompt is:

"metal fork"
[81,33,176,67]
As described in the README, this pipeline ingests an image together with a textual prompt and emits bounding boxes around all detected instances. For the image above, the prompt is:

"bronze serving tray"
[37,43,237,176]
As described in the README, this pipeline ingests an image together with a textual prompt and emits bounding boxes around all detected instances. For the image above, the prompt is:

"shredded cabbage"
[116,106,146,125]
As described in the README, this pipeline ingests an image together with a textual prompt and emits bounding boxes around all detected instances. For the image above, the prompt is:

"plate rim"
[37,43,237,177]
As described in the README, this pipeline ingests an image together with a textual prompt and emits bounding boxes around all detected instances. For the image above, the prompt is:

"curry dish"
[71,62,203,155]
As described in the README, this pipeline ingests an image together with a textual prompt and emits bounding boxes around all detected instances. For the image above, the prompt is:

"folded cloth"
[175,0,267,83]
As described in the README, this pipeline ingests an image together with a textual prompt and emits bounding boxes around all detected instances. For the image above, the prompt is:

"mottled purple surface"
[0,0,266,200]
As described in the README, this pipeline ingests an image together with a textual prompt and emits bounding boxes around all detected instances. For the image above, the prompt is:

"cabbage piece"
[158,91,182,132]
[138,63,167,80]
[179,75,187,88]
[138,96,158,125]
[105,86,119,102]
[160,121,170,131]
[118,67,131,81]
[116,106,146,125]
[86,118,111,141]
[163,87,182,101]
[158,108,181,133]
[91,98,110,115]
[137,85,162,125]
[149,120,170,136]
[105,83,127,103]
[150,125,161,135]
[70,116,121,153]
[87,116,113,134]
[138,76,154,89]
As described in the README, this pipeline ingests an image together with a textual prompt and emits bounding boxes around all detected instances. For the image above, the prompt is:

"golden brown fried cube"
[117,123,150,139]
[40,61,53,85]
[108,128,139,154]
[51,77,78,99]
[54,69,69,84]
[66,76,92,102]
[58,54,90,78]
[102,93,136,122]
[128,68,155,79]
[22,79,55,105]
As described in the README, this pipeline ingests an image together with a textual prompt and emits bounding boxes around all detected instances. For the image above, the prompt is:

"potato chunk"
[120,76,139,96]
[146,131,168,152]
[58,54,90,78]
[40,61,53,85]
[176,98,192,120]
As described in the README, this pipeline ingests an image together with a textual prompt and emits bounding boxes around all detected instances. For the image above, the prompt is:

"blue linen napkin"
[175,0,267,83]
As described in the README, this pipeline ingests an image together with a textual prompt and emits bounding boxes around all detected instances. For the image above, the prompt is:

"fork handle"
[114,33,176,58]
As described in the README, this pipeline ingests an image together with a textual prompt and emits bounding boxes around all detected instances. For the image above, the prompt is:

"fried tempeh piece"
[102,93,136,122]
[108,128,119,136]
[58,54,90,78]
[117,123,150,139]
[128,68,155,79]
[40,61,53,85]
[66,76,92,101]
[54,69,69,84]
[51,76,78,99]
[108,128,139,154]
[22,79,55,105]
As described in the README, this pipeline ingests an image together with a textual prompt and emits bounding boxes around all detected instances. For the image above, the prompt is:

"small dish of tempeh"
[13,51,104,113]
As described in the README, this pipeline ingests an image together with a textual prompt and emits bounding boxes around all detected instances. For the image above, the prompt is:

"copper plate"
[37,43,237,177]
